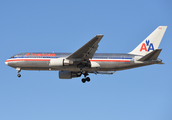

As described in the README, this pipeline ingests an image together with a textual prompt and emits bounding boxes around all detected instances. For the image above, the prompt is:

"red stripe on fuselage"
[5,59,51,62]
[5,58,130,63]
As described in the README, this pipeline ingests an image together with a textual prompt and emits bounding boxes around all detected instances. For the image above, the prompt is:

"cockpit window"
[11,56,15,58]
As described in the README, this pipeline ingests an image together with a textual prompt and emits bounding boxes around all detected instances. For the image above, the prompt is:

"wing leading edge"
[67,35,104,61]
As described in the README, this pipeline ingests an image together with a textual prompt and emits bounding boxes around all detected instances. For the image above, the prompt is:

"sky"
[0,0,172,120]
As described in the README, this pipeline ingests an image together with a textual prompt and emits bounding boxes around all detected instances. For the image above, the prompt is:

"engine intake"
[49,58,73,67]
[91,61,100,68]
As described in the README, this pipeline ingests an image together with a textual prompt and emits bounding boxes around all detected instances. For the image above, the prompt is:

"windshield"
[11,56,15,58]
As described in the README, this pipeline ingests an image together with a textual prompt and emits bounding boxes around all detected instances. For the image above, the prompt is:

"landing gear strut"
[16,68,21,78]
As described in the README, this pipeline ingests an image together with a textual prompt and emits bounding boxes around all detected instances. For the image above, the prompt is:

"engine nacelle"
[49,58,73,67]
[59,71,80,79]
[91,62,100,68]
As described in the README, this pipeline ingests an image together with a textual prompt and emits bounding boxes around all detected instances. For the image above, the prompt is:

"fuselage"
[5,52,160,72]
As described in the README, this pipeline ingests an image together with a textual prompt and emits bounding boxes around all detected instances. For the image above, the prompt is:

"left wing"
[67,35,104,61]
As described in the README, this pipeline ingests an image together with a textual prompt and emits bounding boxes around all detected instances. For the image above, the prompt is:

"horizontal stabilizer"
[138,49,162,61]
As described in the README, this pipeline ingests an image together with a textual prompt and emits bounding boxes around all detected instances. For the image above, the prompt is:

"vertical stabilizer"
[129,26,167,56]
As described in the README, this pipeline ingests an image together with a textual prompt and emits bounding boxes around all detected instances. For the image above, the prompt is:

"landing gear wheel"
[86,77,90,82]
[17,74,21,78]
[82,78,86,83]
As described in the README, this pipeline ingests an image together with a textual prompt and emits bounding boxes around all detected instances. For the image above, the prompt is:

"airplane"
[5,26,167,83]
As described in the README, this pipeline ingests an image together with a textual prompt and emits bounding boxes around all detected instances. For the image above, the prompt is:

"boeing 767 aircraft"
[5,26,167,83]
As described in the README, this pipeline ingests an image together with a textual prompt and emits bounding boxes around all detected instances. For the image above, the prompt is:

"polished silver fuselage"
[5,52,161,73]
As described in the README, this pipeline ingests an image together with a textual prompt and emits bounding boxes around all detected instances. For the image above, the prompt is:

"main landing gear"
[16,68,21,78]
[81,72,90,83]
[79,66,90,83]
[78,65,91,83]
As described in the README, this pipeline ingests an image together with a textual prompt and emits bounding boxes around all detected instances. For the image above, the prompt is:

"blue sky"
[0,0,172,120]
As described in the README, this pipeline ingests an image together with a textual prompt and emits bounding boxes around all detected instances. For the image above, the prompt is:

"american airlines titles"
[26,53,55,57]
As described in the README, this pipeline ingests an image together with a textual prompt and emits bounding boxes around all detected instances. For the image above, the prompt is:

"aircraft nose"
[5,60,8,65]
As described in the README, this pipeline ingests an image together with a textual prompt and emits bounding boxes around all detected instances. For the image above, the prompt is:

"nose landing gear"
[16,68,21,78]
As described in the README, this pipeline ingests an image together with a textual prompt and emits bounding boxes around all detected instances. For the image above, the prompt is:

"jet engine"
[49,58,73,67]
[91,62,100,68]
[59,71,80,79]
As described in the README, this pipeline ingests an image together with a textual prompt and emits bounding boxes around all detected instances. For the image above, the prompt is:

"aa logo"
[140,40,154,52]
